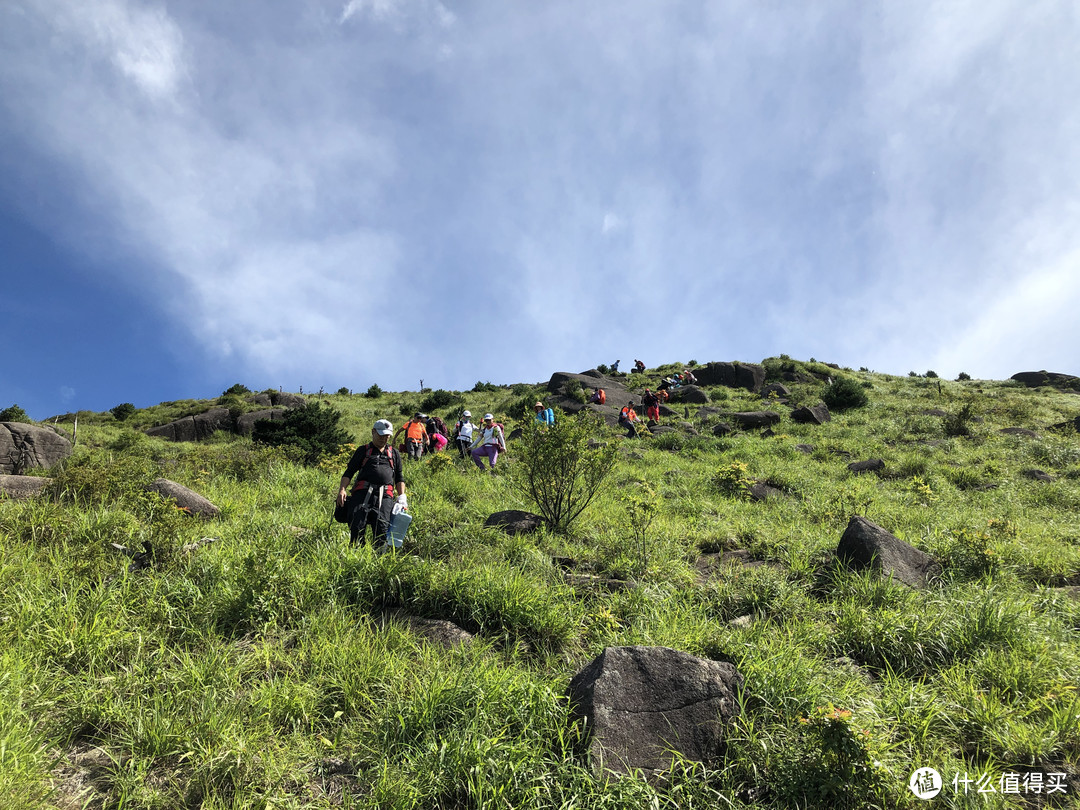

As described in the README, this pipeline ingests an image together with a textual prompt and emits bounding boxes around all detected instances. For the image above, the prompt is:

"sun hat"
[373,419,393,435]
[534,402,543,408]
[462,410,471,417]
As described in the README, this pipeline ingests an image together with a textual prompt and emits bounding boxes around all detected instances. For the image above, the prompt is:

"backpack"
[335,444,398,523]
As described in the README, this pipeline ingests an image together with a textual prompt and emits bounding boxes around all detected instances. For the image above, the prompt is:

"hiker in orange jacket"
[394,413,429,460]
[619,402,640,438]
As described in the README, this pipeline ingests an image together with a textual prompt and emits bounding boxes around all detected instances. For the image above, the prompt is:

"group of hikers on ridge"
[336,363,695,548]
[335,403,555,549]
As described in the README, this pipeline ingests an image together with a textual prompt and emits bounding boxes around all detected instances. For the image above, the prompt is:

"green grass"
[2,365,1079,807]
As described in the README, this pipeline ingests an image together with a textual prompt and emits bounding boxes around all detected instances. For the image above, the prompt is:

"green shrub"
[957,372,972,381]
[925,370,939,378]
[472,381,499,393]
[336,387,350,396]
[365,383,383,398]
[222,383,251,396]
[419,389,460,412]
[821,376,869,411]
[251,402,351,464]
[109,402,136,421]
[943,402,976,437]
[0,404,31,423]
[509,412,617,533]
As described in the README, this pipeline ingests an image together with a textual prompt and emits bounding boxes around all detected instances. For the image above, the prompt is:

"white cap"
[373,419,393,436]
[462,410,471,417]
[483,413,494,420]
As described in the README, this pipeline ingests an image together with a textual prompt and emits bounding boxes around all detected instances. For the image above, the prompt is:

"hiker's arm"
[337,475,351,506]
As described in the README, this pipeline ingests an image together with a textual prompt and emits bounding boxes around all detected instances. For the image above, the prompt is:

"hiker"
[452,410,475,459]
[337,419,407,545]
[534,401,555,426]
[619,401,640,438]
[395,413,428,460]
[683,369,697,385]
[426,415,450,452]
[589,387,606,405]
[634,359,646,373]
[611,359,620,373]
[470,413,505,471]
[642,388,660,424]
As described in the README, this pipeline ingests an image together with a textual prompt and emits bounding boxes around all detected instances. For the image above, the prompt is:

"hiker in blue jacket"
[534,401,555,426]
[337,419,407,545]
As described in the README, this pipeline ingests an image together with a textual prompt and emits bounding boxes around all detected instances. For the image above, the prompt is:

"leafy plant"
[336,387,350,396]
[621,482,658,574]
[364,383,383,398]
[957,371,972,381]
[509,412,617,533]
[0,404,31,423]
[222,383,251,396]
[713,460,752,499]
[251,402,351,464]
[943,402,976,437]
[822,376,869,411]
[109,402,136,421]
[419,389,461,412]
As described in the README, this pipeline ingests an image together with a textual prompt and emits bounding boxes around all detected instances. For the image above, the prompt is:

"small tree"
[222,383,251,396]
[0,404,31,423]
[110,403,136,421]
[510,412,617,534]
[364,384,383,399]
[251,402,351,464]
[822,376,869,411]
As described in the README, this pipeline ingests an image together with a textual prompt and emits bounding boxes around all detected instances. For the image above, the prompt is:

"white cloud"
[601,212,624,234]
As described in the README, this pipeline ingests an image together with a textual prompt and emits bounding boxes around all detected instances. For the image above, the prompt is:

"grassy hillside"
[2,360,1079,809]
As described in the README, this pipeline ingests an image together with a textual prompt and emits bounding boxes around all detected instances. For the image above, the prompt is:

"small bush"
[509,412,617,533]
[0,404,32,423]
[925,370,938,378]
[251,402,351,464]
[222,383,251,396]
[821,376,869,411]
[419,389,460,412]
[336,387,350,396]
[957,372,971,381]
[110,403,136,421]
[364,384,382,398]
[472,381,499,393]
[942,402,976,437]
[596,363,610,374]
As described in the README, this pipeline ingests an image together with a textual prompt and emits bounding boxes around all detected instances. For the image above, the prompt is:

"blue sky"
[2,1,1078,420]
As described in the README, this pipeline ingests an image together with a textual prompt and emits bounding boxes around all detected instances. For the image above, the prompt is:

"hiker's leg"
[371,498,394,545]
[470,446,485,469]
[488,447,500,468]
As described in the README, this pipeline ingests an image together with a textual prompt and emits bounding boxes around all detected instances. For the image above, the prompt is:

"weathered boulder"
[711,422,735,437]
[728,411,781,429]
[236,408,286,436]
[999,427,1038,439]
[147,478,220,519]
[666,385,710,404]
[761,383,791,398]
[848,458,885,474]
[747,481,784,501]
[795,444,815,454]
[791,403,831,425]
[691,362,765,393]
[386,611,474,649]
[145,408,233,442]
[272,392,308,408]
[546,371,634,427]
[0,422,73,474]
[484,510,545,535]
[568,646,744,779]
[1022,469,1054,482]
[1049,416,1080,433]
[836,516,941,588]
[1010,371,1080,389]
[0,474,51,500]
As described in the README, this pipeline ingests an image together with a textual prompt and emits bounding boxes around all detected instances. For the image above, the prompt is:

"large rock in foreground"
[147,479,220,519]
[836,516,941,588]
[568,646,743,779]
[0,423,72,474]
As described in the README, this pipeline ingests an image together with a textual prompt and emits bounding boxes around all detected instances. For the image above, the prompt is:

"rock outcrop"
[568,646,744,778]
[147,479,220,519]
[0,422,72,474]
[836,516,941,588]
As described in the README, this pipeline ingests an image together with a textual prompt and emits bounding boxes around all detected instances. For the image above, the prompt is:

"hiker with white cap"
[470,413,506,471]
[337,418,407,546]
[394,412,428,460]
[452,410,475,459]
